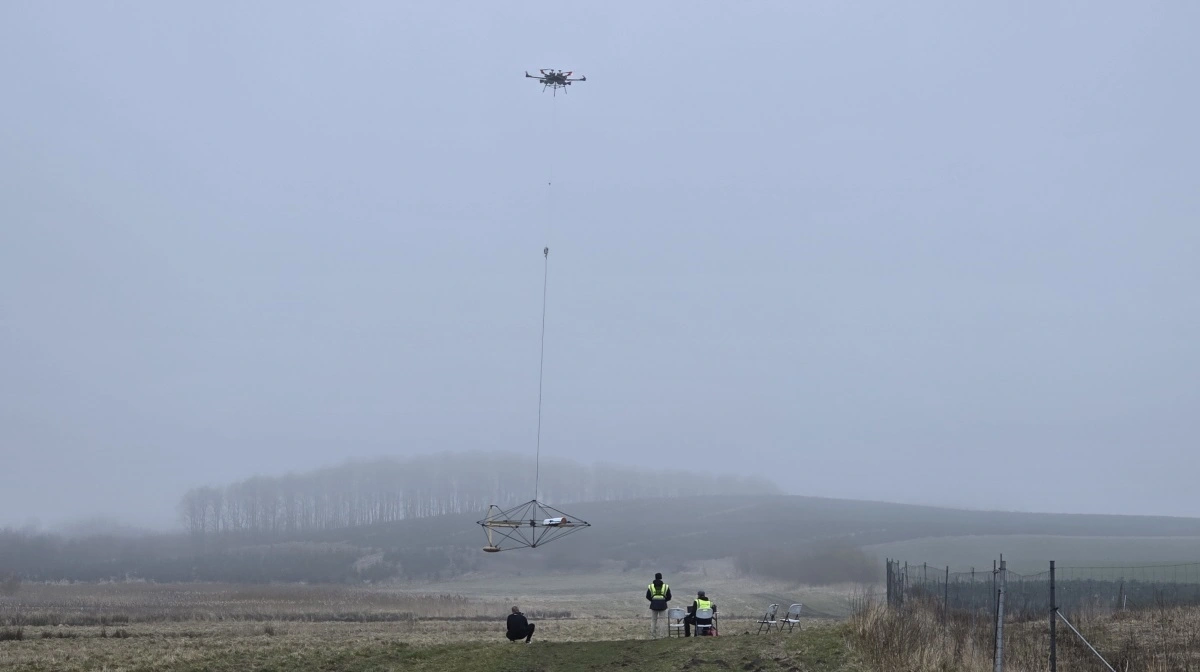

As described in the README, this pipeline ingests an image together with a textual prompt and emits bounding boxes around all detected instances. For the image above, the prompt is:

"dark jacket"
[646,580,672,611]
[507,612,529,634]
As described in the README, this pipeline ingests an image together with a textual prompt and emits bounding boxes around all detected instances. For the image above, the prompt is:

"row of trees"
[178,451,778,537]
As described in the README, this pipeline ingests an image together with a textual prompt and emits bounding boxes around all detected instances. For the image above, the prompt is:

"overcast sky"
[2,2,1198,529]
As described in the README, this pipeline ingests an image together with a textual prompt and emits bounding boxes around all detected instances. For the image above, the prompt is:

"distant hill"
[307,494,1200,569]
[6,494,1200,584]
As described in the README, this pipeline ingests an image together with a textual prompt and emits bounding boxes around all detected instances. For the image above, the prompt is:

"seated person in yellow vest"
[646,573,672,638]
[506,606,535,643]
[684,591,717,637]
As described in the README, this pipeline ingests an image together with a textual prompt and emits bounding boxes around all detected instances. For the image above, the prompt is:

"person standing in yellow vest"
[645,572,672,638]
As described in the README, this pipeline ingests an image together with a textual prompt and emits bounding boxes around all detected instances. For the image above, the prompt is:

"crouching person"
[506,606,536,644]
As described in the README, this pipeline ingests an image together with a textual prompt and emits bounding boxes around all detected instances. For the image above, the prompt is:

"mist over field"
[3,4,1200,671]
[2,2,1197,543]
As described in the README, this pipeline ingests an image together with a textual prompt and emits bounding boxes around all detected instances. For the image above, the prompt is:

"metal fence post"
[944,566,950,625]
[993,559,998,618]
[971,567,977,634]
[1050,560,1056,672]
[994,558,1007,672]
[886,559,892,609]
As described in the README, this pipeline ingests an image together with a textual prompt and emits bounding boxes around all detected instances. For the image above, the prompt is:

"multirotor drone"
[525,69,586,95]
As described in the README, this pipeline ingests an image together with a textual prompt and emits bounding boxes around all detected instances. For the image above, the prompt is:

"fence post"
[886,559,892,608]
[1050,560,1056,672]
[971,567,976,634]
[993,559,998,619]
[994,558,1007,672]
[944,566,950,625]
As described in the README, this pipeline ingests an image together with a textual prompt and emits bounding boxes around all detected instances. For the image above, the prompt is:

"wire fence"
[886,557,1200,671]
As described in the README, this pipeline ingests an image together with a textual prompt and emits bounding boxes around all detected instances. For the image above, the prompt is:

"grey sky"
[2,2,1197,529]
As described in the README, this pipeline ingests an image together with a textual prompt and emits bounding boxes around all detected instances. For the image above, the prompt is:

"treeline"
[179,452,778,537]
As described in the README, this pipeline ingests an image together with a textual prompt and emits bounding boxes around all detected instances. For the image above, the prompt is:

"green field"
[0,623,859,672]
[0,535,869,672]
[0,569,862,671]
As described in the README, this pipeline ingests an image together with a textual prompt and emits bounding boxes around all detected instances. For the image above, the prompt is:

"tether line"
[533,245,549,501]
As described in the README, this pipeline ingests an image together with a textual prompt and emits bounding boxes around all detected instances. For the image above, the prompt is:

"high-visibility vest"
[695,598,713,612]
[648,583,669,598]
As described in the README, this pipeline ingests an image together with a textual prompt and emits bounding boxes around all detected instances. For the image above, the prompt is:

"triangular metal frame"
[477,499,590,552]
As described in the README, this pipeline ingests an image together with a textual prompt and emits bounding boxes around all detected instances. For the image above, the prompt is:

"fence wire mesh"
[886,558,1200,671]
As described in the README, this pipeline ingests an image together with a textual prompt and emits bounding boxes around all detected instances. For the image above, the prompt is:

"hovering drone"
[525,69,586,95]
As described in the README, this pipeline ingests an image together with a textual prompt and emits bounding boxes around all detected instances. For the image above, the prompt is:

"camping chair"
[756,603,779,634]
[667,607,687,637]
[693,607,715,637]
[780,603,803,632]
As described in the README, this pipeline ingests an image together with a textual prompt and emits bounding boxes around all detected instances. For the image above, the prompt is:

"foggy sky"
[2,2,1197,529]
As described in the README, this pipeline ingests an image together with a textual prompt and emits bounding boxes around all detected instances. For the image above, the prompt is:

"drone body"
[525,69,586,95]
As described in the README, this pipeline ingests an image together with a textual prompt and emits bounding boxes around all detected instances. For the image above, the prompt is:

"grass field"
[0,563,863,671]
[0,619,861,672]
[8,563,1200,670]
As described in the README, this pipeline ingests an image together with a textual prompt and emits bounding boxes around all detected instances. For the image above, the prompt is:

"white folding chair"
[780,603,803,632]
[667,607,687,637]
[756,603,779,634]
[693,607,715,637]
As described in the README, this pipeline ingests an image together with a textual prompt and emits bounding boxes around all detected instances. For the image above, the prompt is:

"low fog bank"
[6,461,1200,588]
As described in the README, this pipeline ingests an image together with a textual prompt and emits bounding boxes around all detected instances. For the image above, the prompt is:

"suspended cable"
[534,245,549,501]
[476,68,591,552]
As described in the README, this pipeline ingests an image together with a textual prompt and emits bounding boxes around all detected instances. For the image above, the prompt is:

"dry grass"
[410,558,863,619]
[0,617,859,672]
[0,582,541,626]
[848,593,1200,672]
[0,568,849,672]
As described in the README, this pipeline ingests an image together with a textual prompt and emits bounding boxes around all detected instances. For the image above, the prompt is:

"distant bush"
[735,541,880,585]
[0,627,24,641]
[0,574,19,596]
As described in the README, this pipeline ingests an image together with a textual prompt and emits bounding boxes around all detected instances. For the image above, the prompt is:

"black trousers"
[506,623,535,642]
[683,616,712,637]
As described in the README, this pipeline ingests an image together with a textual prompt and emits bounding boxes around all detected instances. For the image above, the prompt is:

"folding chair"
[693,607,715,637]
[780,603,803,632]
[756,603,779,633]
[667,607,687,637]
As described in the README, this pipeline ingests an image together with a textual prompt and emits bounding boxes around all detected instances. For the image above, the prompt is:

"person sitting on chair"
[506,606,536,643]
[684,590,716,637]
